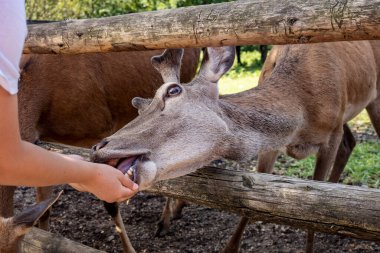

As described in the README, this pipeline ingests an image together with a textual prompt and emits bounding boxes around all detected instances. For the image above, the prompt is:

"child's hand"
[69,157,139,202]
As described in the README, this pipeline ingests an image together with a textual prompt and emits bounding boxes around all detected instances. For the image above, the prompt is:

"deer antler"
[151,49,184,83]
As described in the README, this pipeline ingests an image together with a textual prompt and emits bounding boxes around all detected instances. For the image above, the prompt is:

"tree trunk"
[24,0,380,54]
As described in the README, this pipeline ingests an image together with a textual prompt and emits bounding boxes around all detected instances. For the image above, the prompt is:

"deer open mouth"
[103,153,157,190]
[107,156,141,183]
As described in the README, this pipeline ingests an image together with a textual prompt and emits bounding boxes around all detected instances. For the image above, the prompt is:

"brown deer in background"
[0,49,200,252]
[92,41,380,252]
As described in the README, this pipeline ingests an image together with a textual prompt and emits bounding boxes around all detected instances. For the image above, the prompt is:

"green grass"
[219,75,259,95]
[274,140,380,188]
[273,110,379,189]
[342,141,380,188]
[219,50,262,95]
[350,110,371,124]
[219,50,379,188]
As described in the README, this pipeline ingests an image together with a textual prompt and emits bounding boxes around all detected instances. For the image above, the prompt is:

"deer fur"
[0,49,200,252]
[18,49,199,147]
[0,192,61,253]
[92,41,380,252]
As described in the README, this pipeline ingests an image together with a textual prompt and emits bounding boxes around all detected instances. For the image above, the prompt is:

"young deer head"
[91,47,242,190]
[0,192,61,253]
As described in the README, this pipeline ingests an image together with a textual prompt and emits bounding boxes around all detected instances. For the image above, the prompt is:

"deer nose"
[92,139,109,152]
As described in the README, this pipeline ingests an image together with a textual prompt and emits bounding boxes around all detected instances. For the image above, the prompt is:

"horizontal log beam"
[24,0,380,54]
[22,227,105,253]
[148,167,380,242]
[37,141,380,242]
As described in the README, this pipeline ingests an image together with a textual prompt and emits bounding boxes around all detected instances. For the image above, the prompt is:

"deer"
[0,192,61,253]
[0,48,200,252]
[91,41,380,253]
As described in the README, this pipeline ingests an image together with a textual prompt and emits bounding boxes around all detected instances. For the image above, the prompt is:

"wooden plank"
[21,227,105,253]
[24,0,380,54]
[147,167,380,242]
[36,141,380,242]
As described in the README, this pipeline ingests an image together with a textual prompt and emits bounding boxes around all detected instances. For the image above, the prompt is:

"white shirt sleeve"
[0,0,27,95]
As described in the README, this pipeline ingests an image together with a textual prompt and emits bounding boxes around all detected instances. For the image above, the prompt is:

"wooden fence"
[36,142,380,242]
[21,228,105,253]
[24,0,380,54]
[19,0,380,248]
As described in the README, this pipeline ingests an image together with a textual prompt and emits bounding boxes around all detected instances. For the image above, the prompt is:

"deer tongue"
[117,157,138,175]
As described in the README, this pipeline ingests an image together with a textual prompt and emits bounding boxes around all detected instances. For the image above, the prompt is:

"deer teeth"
[127,161,138,180]
[127,168,134,178]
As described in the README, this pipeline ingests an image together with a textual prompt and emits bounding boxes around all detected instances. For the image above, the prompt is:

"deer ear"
[132,97,152,113]
[151,49,184,83]
[198,46,235,83]
[12,191,62,236]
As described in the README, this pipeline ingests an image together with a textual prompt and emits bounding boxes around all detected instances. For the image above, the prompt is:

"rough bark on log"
[21,227,105,253]
[147,167,380,242]
[24,0,380,54]
[36,141,380,242]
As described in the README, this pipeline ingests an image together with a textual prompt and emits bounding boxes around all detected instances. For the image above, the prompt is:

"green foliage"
[275,154,315,180]
[26,0,173,20]
[342,141,380,188]
[274,140,380,188]
[240,45,271,53]
[25,0,232,20]
[219,50,262,95]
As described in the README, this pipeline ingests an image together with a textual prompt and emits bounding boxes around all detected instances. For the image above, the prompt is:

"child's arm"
[0,87,138,203]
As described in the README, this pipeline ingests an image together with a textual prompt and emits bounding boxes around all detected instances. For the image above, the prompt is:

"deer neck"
[218,85,301,160]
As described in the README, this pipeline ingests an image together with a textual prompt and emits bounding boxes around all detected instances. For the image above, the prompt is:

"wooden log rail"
[24,0,380,54]
[21,227,105,253]
[37,141,380,242]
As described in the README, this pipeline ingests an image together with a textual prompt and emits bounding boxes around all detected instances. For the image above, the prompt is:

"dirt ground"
[14,129,380,253]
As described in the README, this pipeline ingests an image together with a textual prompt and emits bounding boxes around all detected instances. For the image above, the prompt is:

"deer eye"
[166,84,182,97]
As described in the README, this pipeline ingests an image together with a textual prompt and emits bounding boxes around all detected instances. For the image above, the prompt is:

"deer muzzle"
[105,155,157,190]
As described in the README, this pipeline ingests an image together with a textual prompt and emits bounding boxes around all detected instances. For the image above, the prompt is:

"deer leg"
[328,124,356,183]
[260,45,268,64]
[366,96,380,138]
[221,150,279,253]
[257,150,279,173]
[104,202,136,253]
[220,217,250,253]
[36,186,53,230]
[306,127,344,253]
[156,197,174,237]
[156,198,187,237]
[171,199,187,220]
[236,46,242,66]
[313,127,344,181]
[0,186,16,217]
